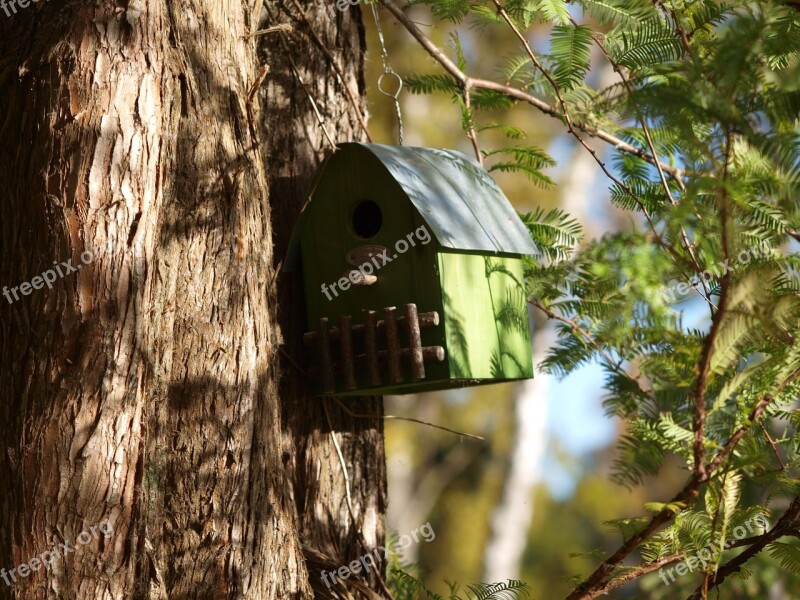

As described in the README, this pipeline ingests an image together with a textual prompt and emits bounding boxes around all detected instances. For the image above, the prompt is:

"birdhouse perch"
[285,143,536,396]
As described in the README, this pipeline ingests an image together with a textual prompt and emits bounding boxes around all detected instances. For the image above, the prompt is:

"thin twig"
[276,354,485,441]
[759,420,786,470]
[462,82,483,165]
[245,64,270,142]
[324,401,356,519]
[336,398,485,441]
[284,48,337,148]
[242,23,293,38]
[322,401,394,598]
[278,346,308,377]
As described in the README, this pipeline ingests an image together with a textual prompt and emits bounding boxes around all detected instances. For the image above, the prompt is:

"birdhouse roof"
[284,143,536,271]
[355,143,536,256]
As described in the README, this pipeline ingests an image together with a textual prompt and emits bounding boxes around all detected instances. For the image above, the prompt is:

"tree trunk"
[0,1,385,598]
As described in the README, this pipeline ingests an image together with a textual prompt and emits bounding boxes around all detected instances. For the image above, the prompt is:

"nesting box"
[285,143,536,396]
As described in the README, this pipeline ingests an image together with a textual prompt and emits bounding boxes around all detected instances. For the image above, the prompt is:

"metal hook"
[378,71,403,99]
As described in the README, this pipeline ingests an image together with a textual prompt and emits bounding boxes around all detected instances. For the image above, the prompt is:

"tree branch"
[689,150,734,482]
[379,0,685,180]
[707,369,800,474]
[758,420,786,470]
[590,554,685,597]
[565,367,800,600]
[686,496,800,600]
[565,477,703,600]
[689,273,729,482]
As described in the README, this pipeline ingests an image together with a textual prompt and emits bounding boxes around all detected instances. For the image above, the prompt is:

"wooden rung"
[339,315,356,391]
[363,310,382,386]
[404,303,425,380]
[384,307,402,384]
[303,310,439,347]
[308,346,446,381]
[318,317,335,394]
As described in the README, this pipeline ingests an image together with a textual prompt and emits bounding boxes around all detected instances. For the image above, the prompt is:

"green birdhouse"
[285,143,536,396]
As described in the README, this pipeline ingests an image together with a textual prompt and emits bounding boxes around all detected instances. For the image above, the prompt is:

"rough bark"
[259,0,388,593]
[0,1,385,599]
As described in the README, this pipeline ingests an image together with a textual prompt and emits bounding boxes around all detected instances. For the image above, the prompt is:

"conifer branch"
[565,477,703,600]
[708,369,800,474]
[572,17,710,302]
[566,367,800,599]
[589,554,684,596]
[686,496,800,600]
[530,300,655,400]
[379,0,685,180]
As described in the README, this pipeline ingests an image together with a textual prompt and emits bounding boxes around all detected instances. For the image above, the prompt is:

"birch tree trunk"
[0,1,385,599]
[482,338,552,582]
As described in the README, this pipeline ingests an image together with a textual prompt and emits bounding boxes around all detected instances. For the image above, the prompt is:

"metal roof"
[352,143,536,255]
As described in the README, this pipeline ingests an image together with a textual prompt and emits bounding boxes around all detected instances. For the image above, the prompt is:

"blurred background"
[356,4,691,597]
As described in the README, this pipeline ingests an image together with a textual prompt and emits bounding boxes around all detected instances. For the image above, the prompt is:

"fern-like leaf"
[550,25,593,91]
[612,18,684,71]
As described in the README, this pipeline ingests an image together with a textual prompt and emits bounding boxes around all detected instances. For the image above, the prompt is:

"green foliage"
[550,25,593,92]
[519,206,582,262]
[485,146,557,187]
[478,123,528,140]
[389,570,532,600]
[769,542,800,576]
[610,18,684,71]
[413,0,471,22]
[499,55,537,87]
[405,74,460,95]
[534,0,570,25]
[407,0,800,596]
[580,0,653,31]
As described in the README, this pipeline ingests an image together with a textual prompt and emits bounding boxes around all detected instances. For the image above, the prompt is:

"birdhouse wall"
[298,149,453,393]
[299,149,444,330]
[437,250,534,382]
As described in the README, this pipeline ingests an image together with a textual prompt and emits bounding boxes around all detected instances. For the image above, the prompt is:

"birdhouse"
[285,143,536,396]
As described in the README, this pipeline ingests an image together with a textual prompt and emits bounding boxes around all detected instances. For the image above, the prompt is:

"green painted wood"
[299,146,443,328]
[298,145,450,394]
[438,251,533,381]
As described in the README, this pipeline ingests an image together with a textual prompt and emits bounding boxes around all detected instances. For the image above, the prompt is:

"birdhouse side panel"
[437,251,533,382]
[486,256,534,379]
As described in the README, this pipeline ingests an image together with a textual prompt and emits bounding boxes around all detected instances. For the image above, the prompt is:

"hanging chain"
[371,2,404,145]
